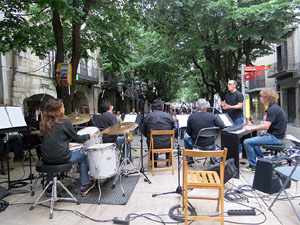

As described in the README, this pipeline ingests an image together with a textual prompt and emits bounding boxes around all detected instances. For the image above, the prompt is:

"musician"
[243,89,287,171]
[93,102,130,157]
[221,80,244,125]
[0,134,24,162]
[143,99,175,167]
[40,99,95,196]
[184,99,225,164]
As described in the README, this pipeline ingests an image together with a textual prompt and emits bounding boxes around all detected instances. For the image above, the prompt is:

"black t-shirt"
[93,112,118,143]
[266,103,287,139]
[224,90,244,121]
[186,112,225,147]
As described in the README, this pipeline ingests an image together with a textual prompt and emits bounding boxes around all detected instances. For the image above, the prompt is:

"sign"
[56,63,72,86]
[244,66,268,71]
[244,76,256,81]
[244,71,260,76]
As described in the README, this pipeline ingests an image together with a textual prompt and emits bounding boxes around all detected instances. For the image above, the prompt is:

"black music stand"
[0,106,28,194]
[152,114,189,197]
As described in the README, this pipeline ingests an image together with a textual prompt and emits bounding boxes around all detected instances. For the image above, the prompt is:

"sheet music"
[5,106,27,127]
[176,114,190,128]
[123,114,137,123]
[0,107,12,129]
[219,114,233,127]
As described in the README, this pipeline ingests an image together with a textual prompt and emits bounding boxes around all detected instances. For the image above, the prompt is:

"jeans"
[0,135,24,157]
[184,134,216,161]
[243,134,283,168]
[47,150,90,186]
[234,116,244,125]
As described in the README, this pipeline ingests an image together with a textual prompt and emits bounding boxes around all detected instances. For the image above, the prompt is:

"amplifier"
[206,158,238,184]
[252,158,291,194]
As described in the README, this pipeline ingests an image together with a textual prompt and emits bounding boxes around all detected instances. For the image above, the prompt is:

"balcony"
[269,57,300,79]
[78,62,99,84]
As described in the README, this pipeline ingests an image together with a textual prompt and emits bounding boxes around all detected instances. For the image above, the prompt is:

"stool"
[262,144,285,156]
[30,161,78,219]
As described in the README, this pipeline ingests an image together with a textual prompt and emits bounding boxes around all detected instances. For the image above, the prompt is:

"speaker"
[252,158,291,194]
[206,158,238,184]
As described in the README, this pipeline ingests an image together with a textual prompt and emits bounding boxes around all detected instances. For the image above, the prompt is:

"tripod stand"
[152,126,182,197]
[137,109,151,184]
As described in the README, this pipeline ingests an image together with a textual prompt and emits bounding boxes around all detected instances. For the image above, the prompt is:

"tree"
[139,0,299,98]
[0,0,140,113]
[121,29,184,103]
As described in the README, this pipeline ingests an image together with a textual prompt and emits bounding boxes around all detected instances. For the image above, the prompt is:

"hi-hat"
[100,122,138,135]
[66,114,91,125]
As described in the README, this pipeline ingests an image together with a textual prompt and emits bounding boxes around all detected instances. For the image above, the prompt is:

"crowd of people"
[0,79,288,197]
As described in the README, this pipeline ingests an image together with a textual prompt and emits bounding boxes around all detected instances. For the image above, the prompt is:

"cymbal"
[66,113,91,125]
[100,122,138,135]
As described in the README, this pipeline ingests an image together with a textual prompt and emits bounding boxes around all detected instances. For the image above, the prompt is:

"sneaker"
[242,166,256,172]
[80,181,95,196]
[46,185,52,197]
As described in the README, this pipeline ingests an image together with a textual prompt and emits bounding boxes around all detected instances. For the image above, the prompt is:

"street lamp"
[117,73,148,110]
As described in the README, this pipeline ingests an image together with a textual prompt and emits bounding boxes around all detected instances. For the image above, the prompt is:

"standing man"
[243,89,287,171]
[143,99,175,167]
[221,80,244,125]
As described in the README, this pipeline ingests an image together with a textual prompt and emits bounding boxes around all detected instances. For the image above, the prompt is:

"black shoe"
[187,160,194,165]
[80,181,95,196]
[46,185,52,197]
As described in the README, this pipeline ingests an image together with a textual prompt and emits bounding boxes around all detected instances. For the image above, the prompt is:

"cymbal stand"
[112,133,141,188]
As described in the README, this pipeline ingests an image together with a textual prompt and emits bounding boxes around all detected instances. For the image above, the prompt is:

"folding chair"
[182,147,228,225]
[268,156,300,222]
[148,129,175,176]
[192,127,220,169]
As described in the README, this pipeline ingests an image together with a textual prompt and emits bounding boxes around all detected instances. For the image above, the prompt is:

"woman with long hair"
[40,99,95,196]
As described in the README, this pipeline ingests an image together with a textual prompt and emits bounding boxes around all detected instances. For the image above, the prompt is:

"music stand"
[0,106,29,194]
[152,114,189,197]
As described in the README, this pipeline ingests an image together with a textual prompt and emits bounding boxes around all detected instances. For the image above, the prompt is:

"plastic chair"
[182,148,227,225]
[268,156,300,222]
[192,127,220,168]
[148,129,175,176]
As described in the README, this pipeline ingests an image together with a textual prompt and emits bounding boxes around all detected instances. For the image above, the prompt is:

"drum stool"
[30,161,79,219]
[262,144,285,156]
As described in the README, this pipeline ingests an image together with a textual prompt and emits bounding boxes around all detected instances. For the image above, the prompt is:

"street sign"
[56,63,72,86]
[244,66,268,71]
[244,76,256,81]
[244,71,261,76]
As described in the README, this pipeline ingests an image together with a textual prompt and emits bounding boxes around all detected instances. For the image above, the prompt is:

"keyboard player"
[242,89,287,172]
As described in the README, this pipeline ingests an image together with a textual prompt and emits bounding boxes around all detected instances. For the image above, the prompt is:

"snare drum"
[77,126,102,147]
[87,143,118,179]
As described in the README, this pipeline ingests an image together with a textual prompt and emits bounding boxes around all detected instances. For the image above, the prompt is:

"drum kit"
[68,114,139,203]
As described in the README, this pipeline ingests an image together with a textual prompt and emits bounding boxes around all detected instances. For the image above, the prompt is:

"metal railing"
[269,57,300,77]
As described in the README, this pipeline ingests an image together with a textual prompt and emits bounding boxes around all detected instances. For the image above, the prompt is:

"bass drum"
[87,143,118,179]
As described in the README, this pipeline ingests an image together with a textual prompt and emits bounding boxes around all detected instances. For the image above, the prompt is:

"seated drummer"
[93,102,130,158]
[40,98,95,196]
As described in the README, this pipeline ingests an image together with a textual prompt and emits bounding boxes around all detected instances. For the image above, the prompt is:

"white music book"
[176,114,190,128]
[0,106,27,129]
[218,114,234,127]
[123,114,137,123]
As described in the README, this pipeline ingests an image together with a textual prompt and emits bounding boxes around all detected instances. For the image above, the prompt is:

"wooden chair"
[182,147,228,225]
[148,129,175,176]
